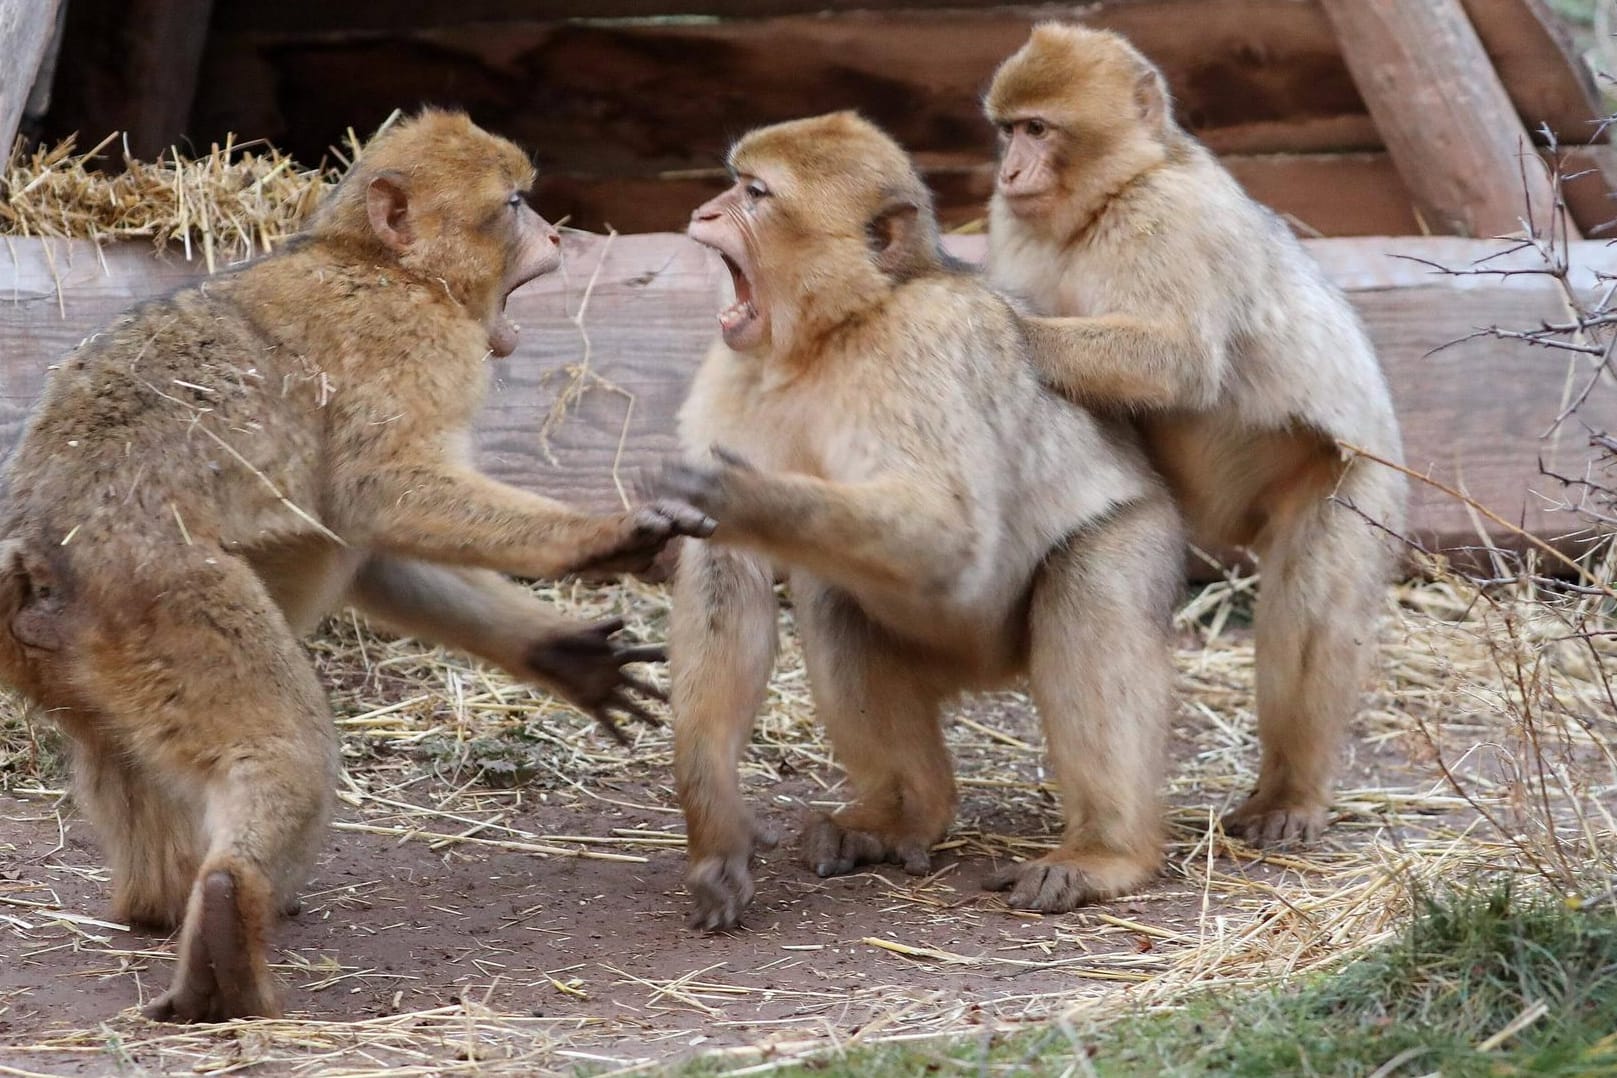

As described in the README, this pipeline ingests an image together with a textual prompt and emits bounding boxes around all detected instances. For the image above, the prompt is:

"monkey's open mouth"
[716,252,760,347]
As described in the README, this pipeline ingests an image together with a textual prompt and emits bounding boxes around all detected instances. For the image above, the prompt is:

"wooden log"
[1460,0,1608,148]
[0,0,62,155]
[42,0,215,161]
[1,235,1613,567]
[1319,0,1577,239]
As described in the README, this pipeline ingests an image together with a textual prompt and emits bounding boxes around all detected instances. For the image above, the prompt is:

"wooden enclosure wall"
[3,234,1613,569]
[36,0,1614,238]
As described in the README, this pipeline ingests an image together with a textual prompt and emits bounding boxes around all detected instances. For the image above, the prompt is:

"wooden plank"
[1319,0,1576,239]
[41,0,215,161]
[2,235,1614,566]
[0,0,62,154]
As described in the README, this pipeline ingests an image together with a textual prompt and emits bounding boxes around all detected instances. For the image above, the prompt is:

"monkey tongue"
[489,313,519,358]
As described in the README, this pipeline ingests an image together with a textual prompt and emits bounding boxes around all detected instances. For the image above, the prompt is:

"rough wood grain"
[0,0,62,155]
[1320,0,1578,239]
[2,235,1613,567]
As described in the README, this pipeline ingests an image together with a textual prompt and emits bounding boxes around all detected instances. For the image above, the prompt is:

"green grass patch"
[691,884,1617,1077]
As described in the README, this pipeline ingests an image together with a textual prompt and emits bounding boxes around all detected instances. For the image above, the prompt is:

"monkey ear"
[365,172,414,252]
[1132,64,1171,134]
[867,202,920,276]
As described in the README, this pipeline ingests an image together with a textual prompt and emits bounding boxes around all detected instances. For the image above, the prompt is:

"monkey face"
[993,117,1064,211]
[488,194,563,357]
[689,175,771,353]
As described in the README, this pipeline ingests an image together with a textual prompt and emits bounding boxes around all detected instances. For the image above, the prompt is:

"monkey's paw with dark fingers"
[799,813,933,878]
[685,821,779,931]
[653,445,758,519]
[525,617,670,746]
[1220,793,1328,847]
[571,502,717,577]
[983,852,1155,913]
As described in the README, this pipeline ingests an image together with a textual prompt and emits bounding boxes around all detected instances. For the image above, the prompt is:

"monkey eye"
[507,192,525,209]
[998,122,1014,139]
[744,178,770,201]
[1025,119,1050,138]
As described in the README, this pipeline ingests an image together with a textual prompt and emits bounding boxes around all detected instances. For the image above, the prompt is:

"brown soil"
[0,692,1422,1076]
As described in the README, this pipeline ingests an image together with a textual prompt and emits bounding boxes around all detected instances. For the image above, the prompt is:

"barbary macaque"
[0,109,710,1021]
[985,24,1408,845]
[663,111,1183,930]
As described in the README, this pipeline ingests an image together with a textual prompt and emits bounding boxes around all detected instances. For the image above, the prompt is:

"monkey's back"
[2,274,330,555]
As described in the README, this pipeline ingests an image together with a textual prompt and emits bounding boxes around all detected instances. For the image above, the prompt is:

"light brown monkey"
[0,109,711,1022]
[983,24,1407,846]
[661,111,1184,931]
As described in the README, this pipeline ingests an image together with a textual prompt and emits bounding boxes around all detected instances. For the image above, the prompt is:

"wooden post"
[0,0,62,155]
[44,0,215,160]
[1319,0,1580,239]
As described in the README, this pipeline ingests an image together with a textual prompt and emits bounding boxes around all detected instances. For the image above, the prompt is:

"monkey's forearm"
[348,557,579,671]
[718,473,969,595]
[1024,314,1222,411]
[358,470,630,579]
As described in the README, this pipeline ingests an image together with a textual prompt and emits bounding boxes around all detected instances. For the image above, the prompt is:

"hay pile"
[1,128,346,271]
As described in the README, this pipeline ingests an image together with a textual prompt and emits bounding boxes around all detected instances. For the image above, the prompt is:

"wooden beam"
[1,235,1613,568]
[1319,0,1577,239]
[43,0,215,160]
[0,0,62,154]
[1460,0,1607,147]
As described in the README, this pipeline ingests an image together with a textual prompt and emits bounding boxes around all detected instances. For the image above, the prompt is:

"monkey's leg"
[795,583,956,880]
[76,552,336,1021]
[672,542,779,931]
[69,725,203,931]
[988,498,1178,911]
[1223,466,1398,846]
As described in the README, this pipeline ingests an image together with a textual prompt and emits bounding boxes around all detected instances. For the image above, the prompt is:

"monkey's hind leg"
[76,551,336,1022]
[69,723,204,931]
[1223,465,1399,846]
[988,498,1179,911]
[794,584,957,880]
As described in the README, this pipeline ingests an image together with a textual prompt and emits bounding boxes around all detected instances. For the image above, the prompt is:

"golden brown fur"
[662,112,1183,930]
[985,25,1408,844]
[0,109,709,1021]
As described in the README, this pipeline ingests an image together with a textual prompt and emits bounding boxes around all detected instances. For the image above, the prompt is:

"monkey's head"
[984,24,1174,239]
[309,109,563,357]
[688,111,942,356]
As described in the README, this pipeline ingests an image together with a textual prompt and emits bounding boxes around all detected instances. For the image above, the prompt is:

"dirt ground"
[0,577,1592,1076]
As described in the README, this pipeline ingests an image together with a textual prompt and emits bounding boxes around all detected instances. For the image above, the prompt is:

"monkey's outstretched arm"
[349,466,713,580]
[661,457,971,598]
[1022,313,1225,412]
[348,557,668,743]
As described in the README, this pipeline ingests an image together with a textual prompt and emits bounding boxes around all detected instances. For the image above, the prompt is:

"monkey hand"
[570,502,716,577]
[525,617,669,745]
[655,446,759,520]
[685,814,778,931]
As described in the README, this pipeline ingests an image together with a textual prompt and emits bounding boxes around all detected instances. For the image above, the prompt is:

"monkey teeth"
[718,300,757,333]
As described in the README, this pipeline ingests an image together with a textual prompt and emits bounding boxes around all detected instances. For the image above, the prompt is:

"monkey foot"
[983,851,1157,913]
[142,871,281,1023]
[685,820,779,932]
[1221,793,1328,847]
[799,813,936,879]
